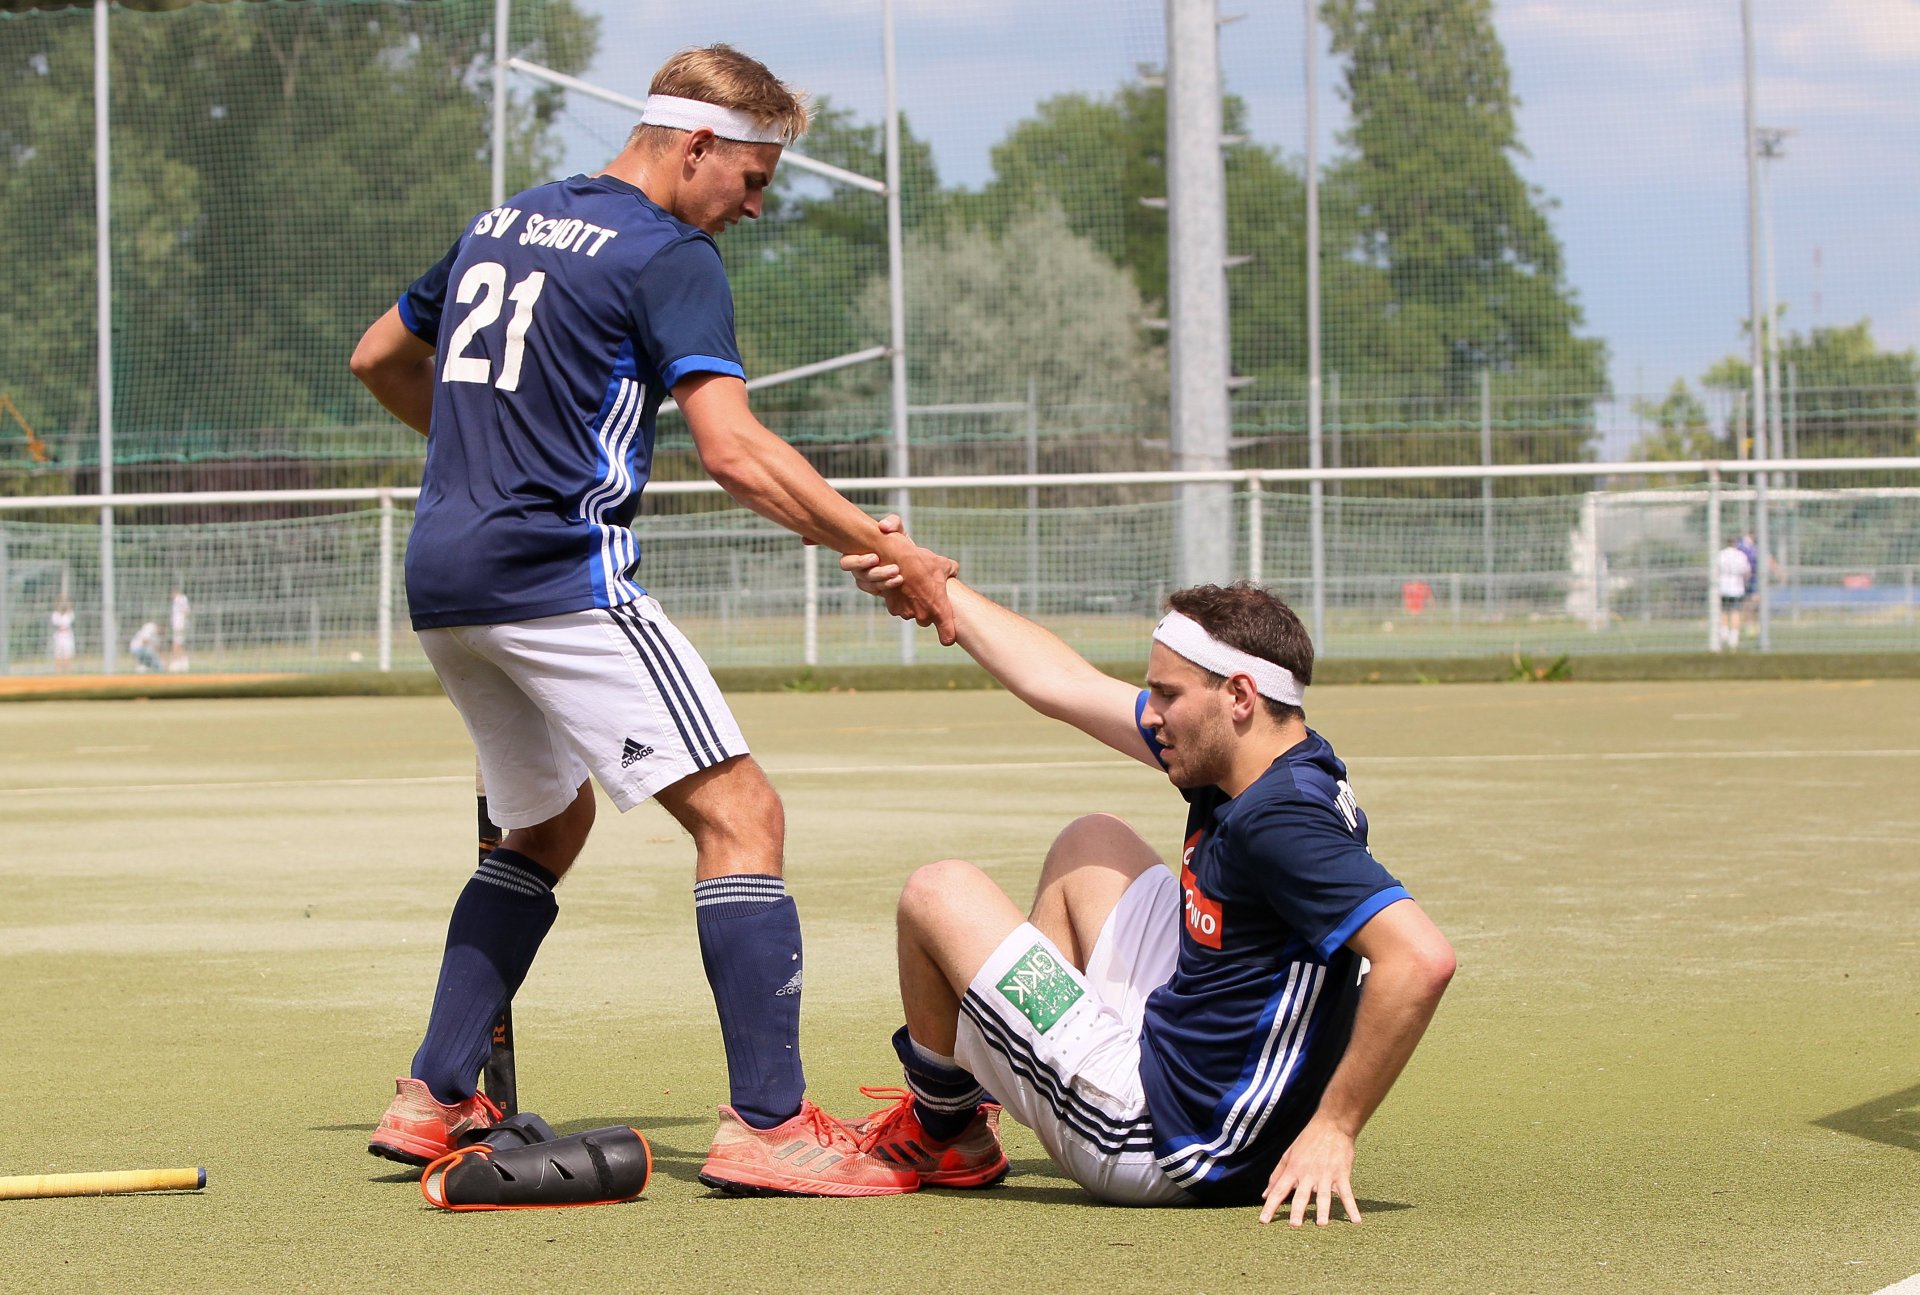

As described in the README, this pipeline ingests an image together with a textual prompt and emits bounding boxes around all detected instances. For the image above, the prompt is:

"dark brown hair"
[1164,582,1314,722]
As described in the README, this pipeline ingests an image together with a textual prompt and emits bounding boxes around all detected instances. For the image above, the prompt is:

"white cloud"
[553,0,1917,402]
[1775,0,1920,65]
[1877,296,1920,354]
[1501,0,1726,66]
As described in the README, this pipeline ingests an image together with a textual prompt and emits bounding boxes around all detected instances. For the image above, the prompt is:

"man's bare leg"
[501,778,596,878]
[652,754,784,879]
[898,813,1166,1055]
[656,755,809,1129]
[1026,813,1168,969]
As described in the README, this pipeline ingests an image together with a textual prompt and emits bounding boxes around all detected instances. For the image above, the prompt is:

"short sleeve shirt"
[1132,699,1410,1204]
[396,174,745,629]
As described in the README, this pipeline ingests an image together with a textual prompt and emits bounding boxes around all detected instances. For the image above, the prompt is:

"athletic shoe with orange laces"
[697,1099,920,1197]
[851,1086,1009,1188]
[367,1077,502,1167]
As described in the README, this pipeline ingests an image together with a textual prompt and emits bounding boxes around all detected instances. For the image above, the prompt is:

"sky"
[549,0,1919,446]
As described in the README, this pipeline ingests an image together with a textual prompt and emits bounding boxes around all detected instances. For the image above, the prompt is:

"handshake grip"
[853,514,958,644]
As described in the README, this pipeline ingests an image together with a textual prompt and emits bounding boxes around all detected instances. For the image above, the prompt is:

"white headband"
[639,94,792,145]
[1152,611,1305,706]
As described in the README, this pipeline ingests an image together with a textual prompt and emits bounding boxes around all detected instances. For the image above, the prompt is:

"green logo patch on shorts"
[996,942,1085,1034]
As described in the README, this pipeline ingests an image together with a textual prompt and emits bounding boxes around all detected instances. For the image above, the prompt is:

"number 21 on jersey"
[442,261,545,392]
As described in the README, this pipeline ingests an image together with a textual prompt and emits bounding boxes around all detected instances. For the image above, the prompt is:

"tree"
[814,209,1165,470]
[0,0,596,481]
[1320,0,1606,401]
[719,98,943,400]
[1628,380,1720,463]
[1704,319,1918,462]
[981,80,1170,307]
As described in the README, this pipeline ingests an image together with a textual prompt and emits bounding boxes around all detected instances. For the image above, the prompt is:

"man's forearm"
[947,582,1147,755]
[363,366,434,437]
[949,582,1096,708]
[1308,954,1450,1138]
[706,426,896,555]
[349,307,436,436]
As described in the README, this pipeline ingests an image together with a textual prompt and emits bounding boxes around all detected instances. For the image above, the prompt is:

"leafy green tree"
[1704,319,1918,461]
[981,80,1169,307]
[809,208,1168,479]
[720,99,942,400]
[1629,380,1720,462]
[0,0,596,476]
[1320,0,1606,400]
[856,207,1165,411]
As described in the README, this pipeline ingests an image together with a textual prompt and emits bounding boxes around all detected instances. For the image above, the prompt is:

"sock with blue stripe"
[411,848,558,1105]
[695,874,806,1130]
[892,1024,985,1142]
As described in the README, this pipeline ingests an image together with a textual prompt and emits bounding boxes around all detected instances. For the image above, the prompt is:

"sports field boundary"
[2,650,1917,703]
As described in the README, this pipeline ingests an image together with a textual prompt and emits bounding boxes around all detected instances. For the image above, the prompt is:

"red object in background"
[1842,574,1873,590]
[1401,580,1433,615]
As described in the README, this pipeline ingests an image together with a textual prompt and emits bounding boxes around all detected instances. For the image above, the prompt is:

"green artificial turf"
[2,682,1917,1293]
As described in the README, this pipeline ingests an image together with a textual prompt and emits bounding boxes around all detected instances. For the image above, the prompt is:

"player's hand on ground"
[1259,1115,1362,1227]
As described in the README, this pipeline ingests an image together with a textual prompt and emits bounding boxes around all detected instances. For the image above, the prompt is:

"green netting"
[4,0,1916,672]
[4,0,1915,494]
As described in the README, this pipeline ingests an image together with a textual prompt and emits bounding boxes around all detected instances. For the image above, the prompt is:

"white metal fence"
[3,458,1914,676]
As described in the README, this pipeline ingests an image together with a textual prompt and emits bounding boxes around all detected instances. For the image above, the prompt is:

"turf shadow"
[368,1167,423,1185]
[982,1159,1417,1214]
[1812,1082,1920,1152]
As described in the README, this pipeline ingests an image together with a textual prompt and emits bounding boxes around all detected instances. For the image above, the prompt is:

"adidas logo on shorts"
[775,969,803,997]
[621,738,655,769]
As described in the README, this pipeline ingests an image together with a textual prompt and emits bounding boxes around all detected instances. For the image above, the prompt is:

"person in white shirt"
[129,621,164,673]
[49,595,75,673]
[1714,539,1753,652]
[168,586,190,672]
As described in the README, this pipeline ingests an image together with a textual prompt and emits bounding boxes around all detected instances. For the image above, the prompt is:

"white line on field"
[2,748,1917,797]
[0,774,470,797]
[770,758,1135,776]
[1360,749,1920,765]
[1871,1274,1920,1294]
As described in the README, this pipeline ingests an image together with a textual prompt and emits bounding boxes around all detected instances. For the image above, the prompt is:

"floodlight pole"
[1304,0,1326,647]
[883,0,913,663]
[1741,0,1771,649]
[95,0,117,673]
[1759,126,1792,619]
[1167,0,1234,588]
[491,0,510,208]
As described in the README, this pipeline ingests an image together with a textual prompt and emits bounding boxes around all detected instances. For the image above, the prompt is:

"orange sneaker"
[368,1077,501,1167]
[852,1087,1008,1188]
[698,1100,920,1197]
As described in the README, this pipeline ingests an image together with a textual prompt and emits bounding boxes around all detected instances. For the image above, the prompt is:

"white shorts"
[418,598,747,829]
[953,865,1189,1206]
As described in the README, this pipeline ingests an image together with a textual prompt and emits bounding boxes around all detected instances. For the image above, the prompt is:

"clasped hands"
[826,514,956,645]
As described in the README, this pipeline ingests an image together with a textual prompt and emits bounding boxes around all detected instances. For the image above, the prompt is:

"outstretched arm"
[349,306,436,437]
[843,523,1155,763]
[1259,898,1454,1227]
[943,581,1158,765]
[676,374,958,644]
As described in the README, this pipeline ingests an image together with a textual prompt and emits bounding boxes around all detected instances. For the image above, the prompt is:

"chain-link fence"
[3,0,1915,668]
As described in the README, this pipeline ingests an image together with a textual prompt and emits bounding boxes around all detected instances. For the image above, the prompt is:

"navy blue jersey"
[396,174,745,629]
[1132,698,1410,1204]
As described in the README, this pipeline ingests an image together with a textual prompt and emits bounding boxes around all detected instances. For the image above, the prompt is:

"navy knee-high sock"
[412,848,558,1105]
[892,1024,985,1142]
[695,875,805,1130]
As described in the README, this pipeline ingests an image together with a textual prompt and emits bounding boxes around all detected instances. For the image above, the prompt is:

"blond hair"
[630,45,810,151]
